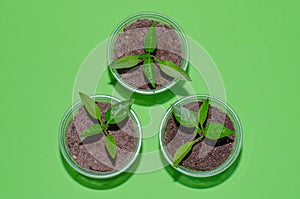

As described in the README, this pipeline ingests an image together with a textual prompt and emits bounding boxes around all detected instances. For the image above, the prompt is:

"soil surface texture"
[67,102,137,172]
[113,19,183,89]
[164,101,235,171]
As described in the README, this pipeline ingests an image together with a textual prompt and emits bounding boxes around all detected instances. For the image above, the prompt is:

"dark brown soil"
[66,102,137,172]
[164,101,235,171]
[113,19,183,89]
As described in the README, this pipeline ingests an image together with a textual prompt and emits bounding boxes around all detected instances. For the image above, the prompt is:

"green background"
[1,0,299,198]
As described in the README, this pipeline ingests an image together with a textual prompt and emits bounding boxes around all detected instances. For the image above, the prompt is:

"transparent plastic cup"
[159,95,242,177]
[59,95,142,179]
[107,12,189,95]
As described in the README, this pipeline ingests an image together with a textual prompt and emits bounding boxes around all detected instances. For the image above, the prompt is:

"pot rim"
[159,94,242,178]
[59,94,142,179]
[107,11,189,95]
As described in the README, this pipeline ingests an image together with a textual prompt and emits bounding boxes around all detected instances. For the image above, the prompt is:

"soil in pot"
[164,101,235,171]
[66,102,137,172]
[113,19,183,89]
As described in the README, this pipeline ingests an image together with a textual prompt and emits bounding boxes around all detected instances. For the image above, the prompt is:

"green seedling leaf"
[173,141,194,166]
[143,57,156,88]
[105,99,134,124]
[157,59,191,81]
[138,53,149,59]
[109,55,140,69]
[80,124,102,138]
[205,122,234,140]
[144,22,157,53]
[198,98,209,128]
[104,135,117,158]
[172,104,199,128]
[79,92,101,120]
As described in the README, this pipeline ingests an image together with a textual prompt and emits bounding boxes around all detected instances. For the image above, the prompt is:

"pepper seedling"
[109,22,191,88]
[172,99,234,166]
[79,92,134,159]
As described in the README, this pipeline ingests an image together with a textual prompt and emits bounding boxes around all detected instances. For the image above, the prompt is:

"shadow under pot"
[159,95,242,178]
[59,94,142,179]
[107,12,190,95]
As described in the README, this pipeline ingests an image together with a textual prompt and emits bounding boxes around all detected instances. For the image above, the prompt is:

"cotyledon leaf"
[172,104,199,128]
[104,135,117,159]
[80,124,103,138]
[198,98,209,128]
[105,99,134,124]
[143,57,156,88]
[173,141,194,166]
[157,59,191,81]
[205,122,234,140]
[79,92,101,120]
[144,22,157,53]
[109,55,140,69]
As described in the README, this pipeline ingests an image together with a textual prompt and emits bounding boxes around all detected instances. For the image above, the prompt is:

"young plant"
[172,99,234,166]
[79,92,134,159]
[109,22,191,88]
